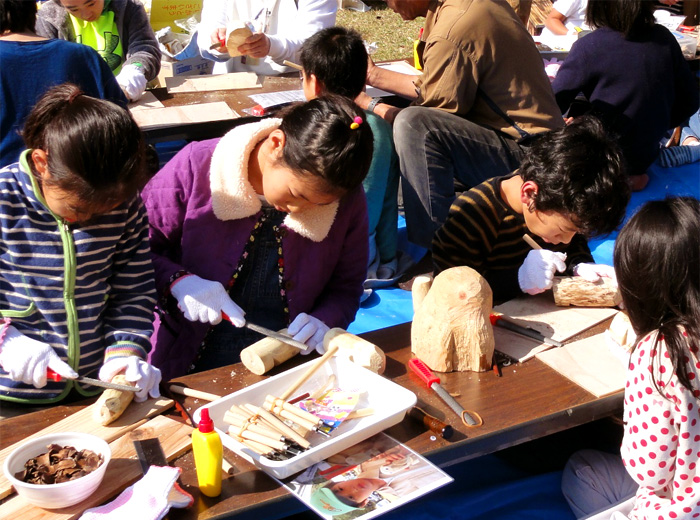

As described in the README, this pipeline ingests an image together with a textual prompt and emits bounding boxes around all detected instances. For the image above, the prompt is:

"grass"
[336,1,425,62]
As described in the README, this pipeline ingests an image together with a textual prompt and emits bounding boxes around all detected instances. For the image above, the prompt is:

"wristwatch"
[367,97,382,113]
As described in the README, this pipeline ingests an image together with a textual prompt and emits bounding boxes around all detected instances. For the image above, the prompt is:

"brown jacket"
[414,0,563,138]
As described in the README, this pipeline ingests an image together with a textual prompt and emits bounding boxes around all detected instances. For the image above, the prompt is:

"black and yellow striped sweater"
[432,175,593,303]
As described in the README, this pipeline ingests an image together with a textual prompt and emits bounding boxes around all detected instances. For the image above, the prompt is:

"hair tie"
[350,116,363,130]
[68,89,83,104]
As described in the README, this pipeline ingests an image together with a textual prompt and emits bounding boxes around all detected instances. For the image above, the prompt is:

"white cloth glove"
[170,274,246,326]
[288,313,330,356]
[0,325,77,388]
[116,64,147,102]
[99,356,162,403]
[573,262,617,285]
[518,249,567,295]
[80,465,192,520]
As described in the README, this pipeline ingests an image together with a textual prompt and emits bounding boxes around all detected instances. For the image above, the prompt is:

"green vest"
[69,8,123,75]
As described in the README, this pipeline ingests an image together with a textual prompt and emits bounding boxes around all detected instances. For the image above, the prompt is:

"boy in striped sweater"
[432,115,630,303]
[0,84,161,404]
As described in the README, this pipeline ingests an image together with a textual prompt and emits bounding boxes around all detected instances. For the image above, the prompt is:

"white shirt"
[197,0,337,75]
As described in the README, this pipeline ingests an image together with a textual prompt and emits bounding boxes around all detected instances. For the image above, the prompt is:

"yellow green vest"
[69,9,123,75]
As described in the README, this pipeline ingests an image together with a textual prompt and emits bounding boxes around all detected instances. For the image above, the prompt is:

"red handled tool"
[408,358,482,427]
[47,368,139,392]
[489,313,563,348]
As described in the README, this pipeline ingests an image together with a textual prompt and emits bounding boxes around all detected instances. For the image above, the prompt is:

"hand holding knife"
[47,368,140,392]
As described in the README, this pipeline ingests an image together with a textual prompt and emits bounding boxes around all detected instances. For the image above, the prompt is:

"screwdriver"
[408,358,482,427]
[47,368,139,392]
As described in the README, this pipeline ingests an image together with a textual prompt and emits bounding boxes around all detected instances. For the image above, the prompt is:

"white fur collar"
[209,119,339,242]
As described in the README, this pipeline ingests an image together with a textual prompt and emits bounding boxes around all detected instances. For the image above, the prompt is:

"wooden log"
[552,276,621,307]
[411,266,494,373]
[240,328,299,375]
[92,375,135,425]
[225,22,253,57]
[323,329,386,374]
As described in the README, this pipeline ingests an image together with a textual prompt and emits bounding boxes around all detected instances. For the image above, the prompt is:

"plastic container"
[194,357,416,479]
[192,407,223,497]
[3,432,111,509]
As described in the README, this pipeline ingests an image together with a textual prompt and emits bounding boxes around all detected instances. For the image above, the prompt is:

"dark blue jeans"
[393,106,524,249]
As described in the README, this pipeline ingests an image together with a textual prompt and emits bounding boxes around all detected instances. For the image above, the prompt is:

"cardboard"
[155,55,213,88]
[149,0,203,33]
[537,334,627,398]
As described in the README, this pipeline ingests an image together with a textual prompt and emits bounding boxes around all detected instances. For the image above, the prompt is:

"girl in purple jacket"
[142,96,374,380]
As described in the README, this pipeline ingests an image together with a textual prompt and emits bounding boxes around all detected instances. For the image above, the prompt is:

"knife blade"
[133,437,168,474]
[46,368,140,392]
[221,312,309,351]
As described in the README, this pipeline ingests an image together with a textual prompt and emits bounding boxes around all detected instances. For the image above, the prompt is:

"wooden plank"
[165,72,263,93]
[493,293,619,362]
[536,334,627,398]
[127,91,165,111]
[131,102,239,130]
[0,415,192,519]
[0,397,173,500]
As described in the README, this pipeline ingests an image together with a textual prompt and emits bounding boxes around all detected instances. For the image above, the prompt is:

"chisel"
[47,368,140,392]
[222,312,309,351]
[489,312,563,348]
[408,358,482,427]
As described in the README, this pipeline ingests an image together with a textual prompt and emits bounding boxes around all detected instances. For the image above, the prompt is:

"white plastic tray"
[193,357,417,479]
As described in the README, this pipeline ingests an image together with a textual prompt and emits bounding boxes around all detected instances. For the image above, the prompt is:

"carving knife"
[222,312,309,351]
[408,358,481,427]
[47,368,140,392]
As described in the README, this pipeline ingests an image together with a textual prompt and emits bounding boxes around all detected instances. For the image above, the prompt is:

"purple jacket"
[141,119,369,380]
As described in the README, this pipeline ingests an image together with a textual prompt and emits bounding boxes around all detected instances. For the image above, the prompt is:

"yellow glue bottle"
[192,407,223,497]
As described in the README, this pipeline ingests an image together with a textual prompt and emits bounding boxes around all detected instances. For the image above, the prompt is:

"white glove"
[288,313,330,356]
[518,249,567,295]
[170,274,246,326]
[573,263,617,285]
[116,64,147,102]
[0,326,77,388]
[99,356,162,403]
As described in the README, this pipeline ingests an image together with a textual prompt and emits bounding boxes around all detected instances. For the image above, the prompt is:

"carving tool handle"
[408,358,440,387]
[408,406,454,439]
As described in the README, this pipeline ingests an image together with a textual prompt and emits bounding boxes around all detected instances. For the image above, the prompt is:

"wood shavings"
[15,444,103,484]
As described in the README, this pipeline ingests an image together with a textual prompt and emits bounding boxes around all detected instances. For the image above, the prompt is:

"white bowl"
[3,432,111,509]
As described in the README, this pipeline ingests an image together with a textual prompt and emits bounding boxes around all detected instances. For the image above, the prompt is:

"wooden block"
[165,72,263,93]
[0,415,192,519]
[536,334,627,397]
[131,102,239,130]
[127,91,164,111]
[0,397,173,500]
[225,22,253,57]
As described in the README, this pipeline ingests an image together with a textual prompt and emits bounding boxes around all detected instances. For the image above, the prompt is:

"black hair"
[277,95,373,193]
[586,0,656,39]
[614,197,700,395]
[23,83,149,209]
[0,0,37,33]
[299,26,368,99]
[519,115,630,237]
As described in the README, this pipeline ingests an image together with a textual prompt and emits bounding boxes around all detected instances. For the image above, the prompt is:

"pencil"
[283,60,303,70]
[522,233,542,250]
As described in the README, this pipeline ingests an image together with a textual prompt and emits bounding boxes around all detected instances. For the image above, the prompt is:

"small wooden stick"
[265,395,320,426]
[283,60,303,70]
[280,344,339,401]
[345,408,375,420]
[222,457,235,476]
[169,385,221,402]
[241,403,311,449]
[264,404,318,431]
[522,234,542,250]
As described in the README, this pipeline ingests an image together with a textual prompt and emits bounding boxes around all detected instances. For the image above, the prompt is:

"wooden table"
[142,75,300,144]
[0,321,622,519]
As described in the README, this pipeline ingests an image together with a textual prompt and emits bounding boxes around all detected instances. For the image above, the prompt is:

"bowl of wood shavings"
[3,432,111,509]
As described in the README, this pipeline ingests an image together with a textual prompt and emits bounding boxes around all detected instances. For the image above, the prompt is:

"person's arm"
[306,188,369,329]
[544,8,569,35]
[265,0,337,62]
[121,0,162,81]
[197,0,232,62]
[101,197,157,359]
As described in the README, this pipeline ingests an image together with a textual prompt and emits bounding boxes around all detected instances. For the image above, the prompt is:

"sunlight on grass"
[336,1,425,61]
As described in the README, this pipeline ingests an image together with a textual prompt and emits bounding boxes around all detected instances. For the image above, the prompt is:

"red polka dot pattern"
[622,331,700,519]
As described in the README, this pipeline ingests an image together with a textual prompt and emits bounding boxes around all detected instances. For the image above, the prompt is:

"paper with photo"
[276,432,452,520]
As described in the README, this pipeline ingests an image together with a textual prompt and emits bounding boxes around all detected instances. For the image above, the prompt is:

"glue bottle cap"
[198,408,215,433]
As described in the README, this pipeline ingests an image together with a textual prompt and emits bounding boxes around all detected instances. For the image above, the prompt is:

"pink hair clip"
[350,116,363,130]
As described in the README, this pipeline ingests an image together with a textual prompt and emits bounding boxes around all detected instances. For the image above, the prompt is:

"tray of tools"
[193,354,416,478]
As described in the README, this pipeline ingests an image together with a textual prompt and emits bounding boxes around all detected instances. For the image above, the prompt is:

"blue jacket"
[0,153,156,403]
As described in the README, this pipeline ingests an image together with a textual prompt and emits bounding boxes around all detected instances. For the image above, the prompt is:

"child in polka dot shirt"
[562,196,700,520]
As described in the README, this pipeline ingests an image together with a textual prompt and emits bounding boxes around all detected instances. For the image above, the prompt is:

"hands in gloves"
[288,313,329,355]
[0,326,77,387]
[116,64,147,102]
[99,356,162,403]
[573,263,617,285]
[170,274,246,326]
[518,249,567,295]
